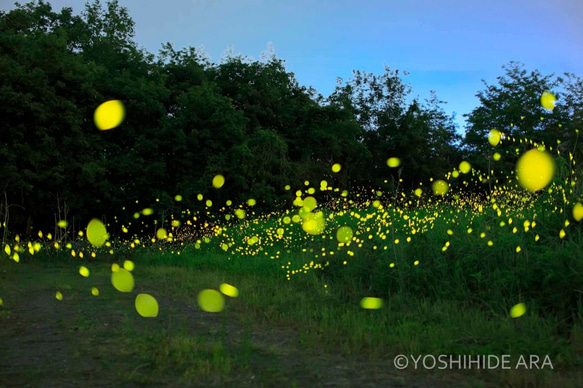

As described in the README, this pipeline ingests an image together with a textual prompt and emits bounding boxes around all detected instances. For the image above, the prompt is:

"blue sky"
[3,0,582,133]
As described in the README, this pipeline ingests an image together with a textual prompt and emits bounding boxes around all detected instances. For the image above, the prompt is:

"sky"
[2,0,582,134]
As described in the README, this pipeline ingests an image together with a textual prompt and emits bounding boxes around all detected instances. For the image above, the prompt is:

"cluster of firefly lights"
[1,90,582,321]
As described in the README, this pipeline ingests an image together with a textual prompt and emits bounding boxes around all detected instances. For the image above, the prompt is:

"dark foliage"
[1,1,581,238]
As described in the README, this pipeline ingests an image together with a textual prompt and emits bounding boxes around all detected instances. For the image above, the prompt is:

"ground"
[0,260,564,387]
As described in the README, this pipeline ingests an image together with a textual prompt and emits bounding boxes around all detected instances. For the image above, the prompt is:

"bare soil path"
[1,261,497,387]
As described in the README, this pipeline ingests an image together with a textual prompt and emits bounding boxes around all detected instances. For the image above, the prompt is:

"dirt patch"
[0,261,502,387]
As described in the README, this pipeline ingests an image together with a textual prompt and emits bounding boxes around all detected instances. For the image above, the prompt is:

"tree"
[462,62,568,176]
[461,62,583,200]
[558,72,583,164]
[0,0,170,234]
[326,67,460,188]
[0,0,105,235]
[209,54,370,197]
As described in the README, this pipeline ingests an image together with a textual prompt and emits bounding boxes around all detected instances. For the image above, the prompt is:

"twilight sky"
[3,0,582,133]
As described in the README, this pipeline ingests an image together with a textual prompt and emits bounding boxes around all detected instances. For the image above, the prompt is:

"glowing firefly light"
[94,100,125,130]
[516,149,555,192]
[488,129,501,146]
[135,294,159,317]
[198,289,225,312]
[212,175,225,189]
[387,157,401,168]
[510,303,526,318]
[540,91,556,111]
[360,297,383,309]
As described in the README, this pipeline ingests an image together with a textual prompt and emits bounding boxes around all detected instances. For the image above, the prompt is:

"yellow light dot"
[541,91,556,111]
[94,100,125,130]
[493,152,501,161]
[510,303,526,318]
[135,294,159,317]
[573,203,583,221]
[123,260,134,271]
[142,208,154,216]
[488,129,501,146]
[414,188,422,197]
[414,260,419,266]
[360,297,383,309]
[303,196,317,211]
[111,263,120,272]
[336,226,353,243]
[198,289,225,312]
[91,287,99,296]
[79,266,90,277]
[174,195,182,201]
[220,283,239,297]
[387,157,401,168]
[332,163,342,173]
[459,161,471,174]
[111,268,134,292]
[212,175,225,189]
[86,219,108,247]
[57,220,68,229]
[156,228,167,239]
[516,149,556,192]
[56,291,63,301]
[432,180,449,195]
[302,212,326,235]
[516,246,521,253]
[560,229,566,239]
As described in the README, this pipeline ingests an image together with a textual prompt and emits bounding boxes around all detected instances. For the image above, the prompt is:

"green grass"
[2,245,582,387]
[2,149,583,386]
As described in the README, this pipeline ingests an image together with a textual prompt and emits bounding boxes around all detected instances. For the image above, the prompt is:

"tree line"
[1,0,582,238]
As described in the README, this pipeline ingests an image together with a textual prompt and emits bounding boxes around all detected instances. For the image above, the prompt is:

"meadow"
[2,2,582,386]
[1,129,583,387]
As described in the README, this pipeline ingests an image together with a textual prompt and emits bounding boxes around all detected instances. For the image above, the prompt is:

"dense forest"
[1,0,582,238]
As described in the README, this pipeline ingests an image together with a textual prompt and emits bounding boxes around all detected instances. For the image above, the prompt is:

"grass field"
[2,135,583,387]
